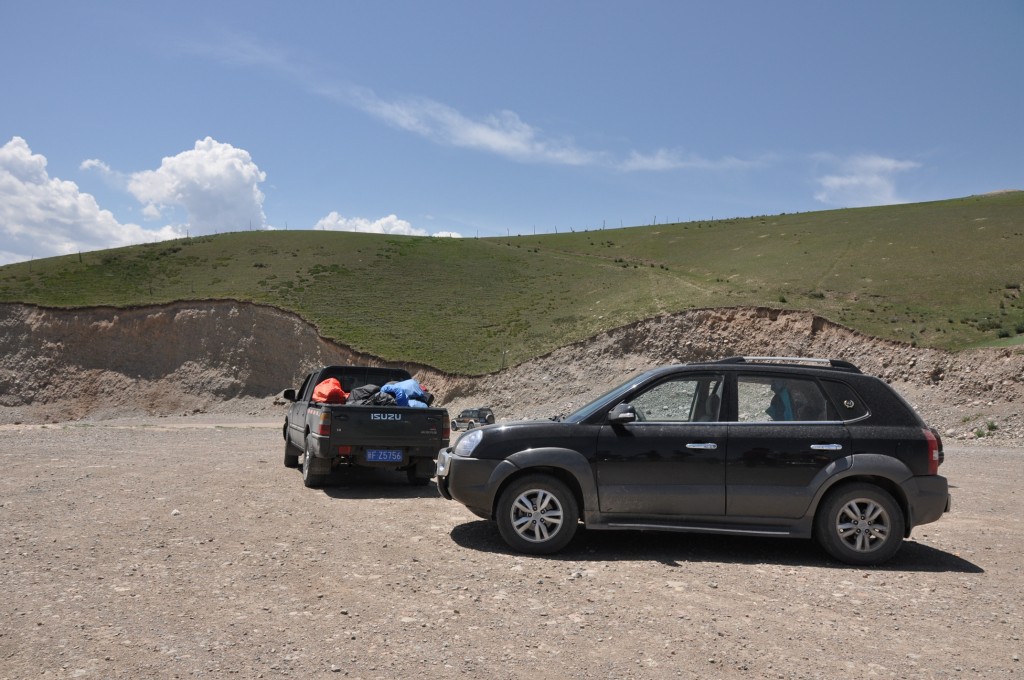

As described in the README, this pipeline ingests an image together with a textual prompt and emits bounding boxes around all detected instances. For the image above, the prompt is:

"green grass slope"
[2,192,1023,374]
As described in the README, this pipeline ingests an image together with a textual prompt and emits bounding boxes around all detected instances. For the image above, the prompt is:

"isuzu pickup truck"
[282,365,449,488]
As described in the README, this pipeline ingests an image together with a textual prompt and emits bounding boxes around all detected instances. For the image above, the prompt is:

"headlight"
[435,449,452,477]
[453,428,483,457]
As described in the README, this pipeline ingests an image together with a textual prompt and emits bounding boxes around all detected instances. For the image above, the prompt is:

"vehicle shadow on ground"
[291,467,438,500]
[448,520,983,573]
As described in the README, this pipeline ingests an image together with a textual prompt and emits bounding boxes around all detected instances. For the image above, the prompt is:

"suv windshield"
[560,369,661,423]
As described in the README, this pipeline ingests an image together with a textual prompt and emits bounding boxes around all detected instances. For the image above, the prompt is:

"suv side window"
[737,375,830,422]
[627,375,724,422]
[819,379,870,422]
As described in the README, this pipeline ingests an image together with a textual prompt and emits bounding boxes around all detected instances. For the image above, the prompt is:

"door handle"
[685,443,718,450]
[810,443,843,451]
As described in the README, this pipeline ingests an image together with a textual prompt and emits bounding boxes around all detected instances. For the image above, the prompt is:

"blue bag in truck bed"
[380,379,428,407]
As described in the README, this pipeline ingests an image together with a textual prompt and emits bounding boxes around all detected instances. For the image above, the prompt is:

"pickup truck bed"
[282,366,449,488]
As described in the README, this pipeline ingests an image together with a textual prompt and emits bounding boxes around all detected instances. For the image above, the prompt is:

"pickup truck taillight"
[924,428,942,475]
[442,412,451,440]
[314,410,331,437]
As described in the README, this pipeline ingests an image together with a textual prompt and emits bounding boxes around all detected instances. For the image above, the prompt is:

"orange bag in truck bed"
[311,378,349,404]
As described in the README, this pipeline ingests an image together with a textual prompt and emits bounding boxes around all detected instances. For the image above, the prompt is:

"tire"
[301,439,329,488]
[283,424,301,468]
[405,464,430,485]
[496,474,579,554]
[814,483,905,565]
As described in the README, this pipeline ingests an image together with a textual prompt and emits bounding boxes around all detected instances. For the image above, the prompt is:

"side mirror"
[283,388,297,402]
[607,403,637,424]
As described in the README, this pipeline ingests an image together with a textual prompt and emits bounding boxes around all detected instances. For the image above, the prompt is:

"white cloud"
[814,154,921,207]
[350,90,601,166]
[312,212,462,238]
[0,137,181,265]
[80,158,113,175]
[127,137,267,232]
[1,136,453,264]
[198,35,760,174]
[346,86,763,172]
[620,149,760,172]
[314,212,427,236]
[192,36,595,166]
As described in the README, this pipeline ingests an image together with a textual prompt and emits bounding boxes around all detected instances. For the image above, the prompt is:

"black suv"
[451,407,496,431]
[436,357,950,565]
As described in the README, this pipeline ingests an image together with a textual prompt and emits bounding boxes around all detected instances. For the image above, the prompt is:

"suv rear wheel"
[496,474,579,554]
[815,483,905,565]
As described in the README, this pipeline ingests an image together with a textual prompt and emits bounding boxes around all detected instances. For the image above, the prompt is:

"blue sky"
[2,1,1021,264]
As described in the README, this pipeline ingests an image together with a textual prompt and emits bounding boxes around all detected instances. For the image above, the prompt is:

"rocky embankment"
[2,302,1022,442]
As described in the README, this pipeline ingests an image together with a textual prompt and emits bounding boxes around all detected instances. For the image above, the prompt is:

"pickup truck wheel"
[406,466,431,487]
[301,442,328,489]
[814,483,905,565]
[496,474,579,555]
[284,430,301,469]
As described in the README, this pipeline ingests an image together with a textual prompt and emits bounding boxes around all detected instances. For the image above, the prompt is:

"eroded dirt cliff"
[2,302,1022,441]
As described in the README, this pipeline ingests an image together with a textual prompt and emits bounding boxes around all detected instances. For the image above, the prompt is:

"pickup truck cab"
[283,365,449,488]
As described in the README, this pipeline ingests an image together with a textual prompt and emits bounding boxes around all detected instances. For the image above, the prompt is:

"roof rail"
[714,356,861,372]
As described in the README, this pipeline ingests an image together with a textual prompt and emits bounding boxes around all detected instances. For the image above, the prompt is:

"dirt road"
[1,417,1021,679]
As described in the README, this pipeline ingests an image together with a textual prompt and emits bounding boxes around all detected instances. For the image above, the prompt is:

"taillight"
[315,410,331,436]
[338,445,352,457]
[923,428,941,475]
[442,413,451,440]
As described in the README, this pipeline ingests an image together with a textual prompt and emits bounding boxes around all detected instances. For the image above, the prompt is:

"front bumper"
[436,449,454,499]
[434,448,504,519]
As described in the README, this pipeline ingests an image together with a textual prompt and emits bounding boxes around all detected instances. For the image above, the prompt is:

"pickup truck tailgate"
[330,406,448,447]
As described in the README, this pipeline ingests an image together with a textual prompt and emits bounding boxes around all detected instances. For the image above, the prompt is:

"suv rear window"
[737,375,831,422]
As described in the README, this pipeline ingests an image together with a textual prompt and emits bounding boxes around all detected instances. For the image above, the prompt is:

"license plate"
[365,449,404,462]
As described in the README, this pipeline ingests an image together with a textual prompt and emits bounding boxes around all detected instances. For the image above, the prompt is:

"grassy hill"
[2,192,1022,374]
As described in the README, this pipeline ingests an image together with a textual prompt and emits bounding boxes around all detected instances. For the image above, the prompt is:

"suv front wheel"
[496,474,579,554]
[815,483,905,565]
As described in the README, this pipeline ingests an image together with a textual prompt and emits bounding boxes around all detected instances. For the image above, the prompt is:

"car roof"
[680,356,862,374]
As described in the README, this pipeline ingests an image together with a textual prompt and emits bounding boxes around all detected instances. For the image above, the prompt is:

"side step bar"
[605,522,792,537]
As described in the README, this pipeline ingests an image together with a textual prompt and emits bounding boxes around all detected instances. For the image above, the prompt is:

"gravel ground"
[1,416,1021,679]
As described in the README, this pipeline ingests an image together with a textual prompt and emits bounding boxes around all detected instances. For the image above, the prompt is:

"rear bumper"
[306,433,330,459]
[905,474,950,528]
